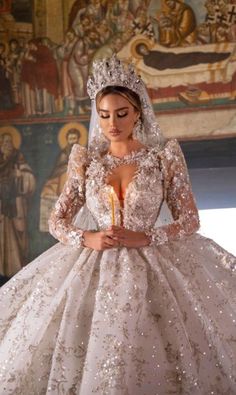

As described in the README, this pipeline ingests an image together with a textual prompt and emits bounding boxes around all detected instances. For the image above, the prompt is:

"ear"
[134,111,140,124]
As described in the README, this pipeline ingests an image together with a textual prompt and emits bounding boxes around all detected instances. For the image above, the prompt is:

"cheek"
[112,118,134,133]
[123,116,136,131]
[99,118,106,129]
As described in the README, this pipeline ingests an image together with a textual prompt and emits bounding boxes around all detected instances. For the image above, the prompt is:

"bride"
[0,55,235,394]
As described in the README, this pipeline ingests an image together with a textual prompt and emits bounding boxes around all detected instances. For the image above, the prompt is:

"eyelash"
[100,113,128,119]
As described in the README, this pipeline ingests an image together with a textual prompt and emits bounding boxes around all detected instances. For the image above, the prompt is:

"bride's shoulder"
[144,139,180,159]
[69,144,88,166]
[70,144,87,155]
[157,138,182,160]
[68,144,88,171]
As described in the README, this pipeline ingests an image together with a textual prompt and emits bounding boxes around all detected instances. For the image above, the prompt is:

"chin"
[106,132,131,142]
[110,136,130,143]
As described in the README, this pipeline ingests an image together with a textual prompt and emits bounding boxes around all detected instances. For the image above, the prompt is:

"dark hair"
[96,86,142,118]
[9,39,19,46]
[66,128,81,139]
[2,133,13,140]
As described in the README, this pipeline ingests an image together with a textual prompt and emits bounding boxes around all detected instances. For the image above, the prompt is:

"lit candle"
[110,188,115,226]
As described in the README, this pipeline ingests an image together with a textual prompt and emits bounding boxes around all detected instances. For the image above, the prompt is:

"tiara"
[87,55,144,100]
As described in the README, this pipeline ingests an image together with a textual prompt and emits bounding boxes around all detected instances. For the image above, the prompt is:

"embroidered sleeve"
[146,139,200,245]
[48,144,87,247]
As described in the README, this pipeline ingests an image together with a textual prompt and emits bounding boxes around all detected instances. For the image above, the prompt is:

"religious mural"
[0,125,35,277]
[1,1,236,127]
[0,0,236,280]
[40,122,88,232]
[0,120,89,281]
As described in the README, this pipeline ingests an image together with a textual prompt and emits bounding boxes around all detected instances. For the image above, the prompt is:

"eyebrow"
[98,107,129,112]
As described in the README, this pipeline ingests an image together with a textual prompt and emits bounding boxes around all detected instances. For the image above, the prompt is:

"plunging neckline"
[106,170,138,210]
[105,171,139,227]
[103,146,149,209]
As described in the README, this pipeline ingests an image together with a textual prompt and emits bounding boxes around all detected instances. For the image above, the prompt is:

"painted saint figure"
[40,128,81,232]
[155,0,197,47]
[0,42,14,110]
[0,132,35,277]
[6,39,22,104]
[21,38,59,116]
[135,42,231,70]
[56,30,78,115]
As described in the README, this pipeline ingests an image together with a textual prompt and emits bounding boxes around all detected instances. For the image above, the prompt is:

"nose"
[109,114,118,128]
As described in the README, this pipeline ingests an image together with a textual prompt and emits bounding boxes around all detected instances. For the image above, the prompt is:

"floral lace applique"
[49,140,200,249]
[48,144,87,247]
[85,146,163,231]
[146,139,200,245]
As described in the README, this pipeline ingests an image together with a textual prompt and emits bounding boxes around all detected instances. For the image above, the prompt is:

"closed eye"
[99,112,128,119]
[117,112,128,118]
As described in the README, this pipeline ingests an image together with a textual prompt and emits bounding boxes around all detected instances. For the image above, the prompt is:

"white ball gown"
[0,139,235,395]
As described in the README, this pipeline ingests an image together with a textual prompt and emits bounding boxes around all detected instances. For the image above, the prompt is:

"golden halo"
[58,122,88,149]
[0,125,22,149]
[131,37,155,60]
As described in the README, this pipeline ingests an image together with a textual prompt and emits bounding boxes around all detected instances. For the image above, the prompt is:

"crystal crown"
[87,55,144,100]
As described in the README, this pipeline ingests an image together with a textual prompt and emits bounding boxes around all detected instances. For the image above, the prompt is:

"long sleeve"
[48,144,87,247]
[146,139,200,246]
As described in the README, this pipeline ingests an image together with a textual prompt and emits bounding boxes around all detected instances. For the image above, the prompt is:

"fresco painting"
[0,0,235,120]
[0,0,235,278]
[0,125,36,277]
[40,122,88,232]
[0,120,89,280]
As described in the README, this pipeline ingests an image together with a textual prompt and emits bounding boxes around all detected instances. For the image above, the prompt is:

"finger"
[116,227,128,235]
[115,234,126,241]
[108,234,121,245]
[110,225,122,231]
[105,229,117,236]
[107,226,118,232]
[109,227,126,236]
[104,241,119,249]
[105,229,121,238]
[104,237,118,247]
[109,226,124,235]
[104,234,119,243]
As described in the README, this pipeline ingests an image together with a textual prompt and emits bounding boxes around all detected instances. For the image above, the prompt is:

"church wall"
[45,0,64,43]
[0,0,236,280]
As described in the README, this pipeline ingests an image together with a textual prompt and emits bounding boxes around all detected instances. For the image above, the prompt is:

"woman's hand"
[83,229,120,251]
[109,226,150,248]
[83,226,150,250]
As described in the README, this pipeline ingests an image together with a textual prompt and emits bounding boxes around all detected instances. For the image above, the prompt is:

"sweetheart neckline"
[105,165,140,211]
[105,164,138,202]
[87,145,162,213]
[102,148,146,204]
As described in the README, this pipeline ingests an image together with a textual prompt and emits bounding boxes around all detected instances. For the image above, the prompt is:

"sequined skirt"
[0,233,235,394]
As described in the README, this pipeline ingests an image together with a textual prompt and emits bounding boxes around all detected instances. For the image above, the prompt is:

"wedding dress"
[0,139,235,395]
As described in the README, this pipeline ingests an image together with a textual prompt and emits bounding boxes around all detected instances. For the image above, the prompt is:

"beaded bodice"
[49,139,200,247]
[85,147,163,232]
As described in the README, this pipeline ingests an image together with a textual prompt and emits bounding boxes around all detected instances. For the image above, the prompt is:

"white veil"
[74,55,173,230]
[87,56,165,154]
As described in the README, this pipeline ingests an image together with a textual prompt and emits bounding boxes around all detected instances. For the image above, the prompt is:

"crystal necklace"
[103,147,148,169]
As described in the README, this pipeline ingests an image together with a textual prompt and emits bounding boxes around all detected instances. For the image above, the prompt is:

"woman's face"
[97,93,139,143]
